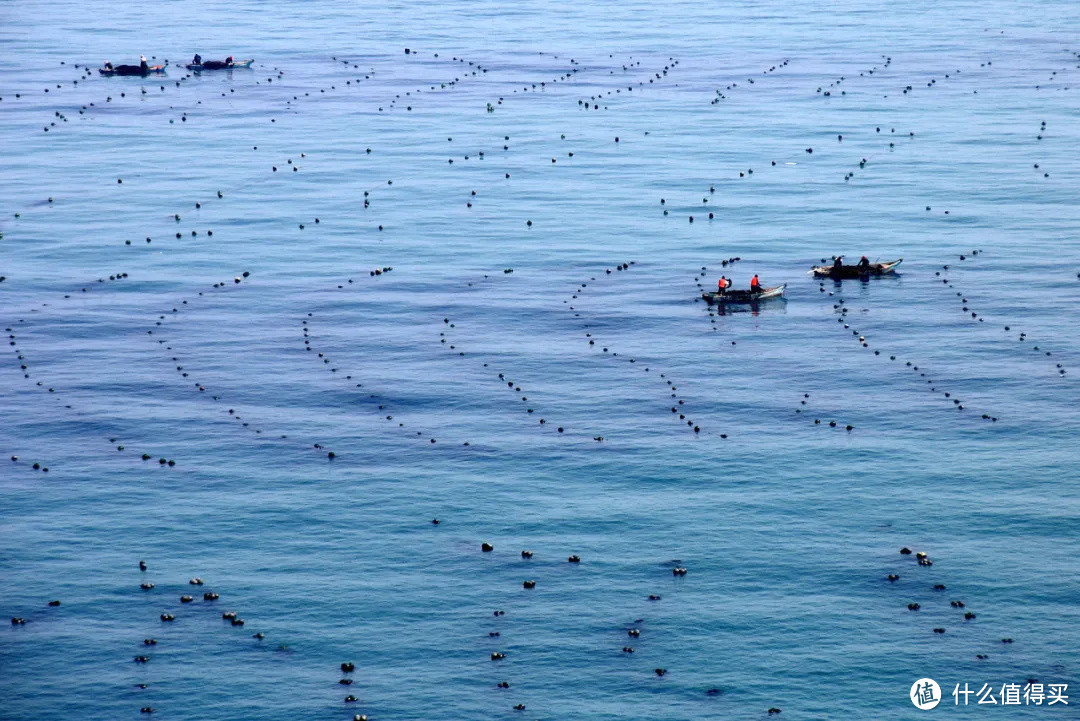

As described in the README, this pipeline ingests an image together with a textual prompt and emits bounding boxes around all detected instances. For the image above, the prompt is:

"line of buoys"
[569,262,716,436]
[711,59,789,104]
[5,318,177,470]
[933,252,1066,379]
[484,53,586,112]
[817,286,1001,421]
[438,310,585,441]
[816,55,892,98]
[377,49,495,113]
[576,58,681,111]
[302,275,461,449]
[893,57,992,98]
[142,272,298,450]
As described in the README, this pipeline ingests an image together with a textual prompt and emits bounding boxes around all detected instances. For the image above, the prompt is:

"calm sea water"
[2,1,1079,718]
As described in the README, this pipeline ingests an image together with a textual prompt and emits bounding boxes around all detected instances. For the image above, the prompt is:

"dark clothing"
[857,257,871,271]
[193,54,202,65]
[200,58,236,70]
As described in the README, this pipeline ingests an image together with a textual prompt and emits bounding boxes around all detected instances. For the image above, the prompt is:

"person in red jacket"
[717,276,729,295]
[750,274,762,293]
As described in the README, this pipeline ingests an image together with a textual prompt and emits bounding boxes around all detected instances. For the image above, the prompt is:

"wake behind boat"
[702,284,786,304]
[812,258,902,278]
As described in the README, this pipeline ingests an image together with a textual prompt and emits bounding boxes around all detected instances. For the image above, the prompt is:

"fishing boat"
[811,258,902,278]
[701,284,786,304]
[99,63,167,76]
[185,59,254,71]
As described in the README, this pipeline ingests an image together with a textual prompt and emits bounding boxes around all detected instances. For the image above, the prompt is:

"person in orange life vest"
[717,276,730,295]
[750,274,762,293]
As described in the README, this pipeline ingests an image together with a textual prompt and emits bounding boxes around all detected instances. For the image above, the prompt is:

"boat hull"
[812,258,902,278]
[185,59,254,71]
[701,284,786,304]
[99,64,166,76]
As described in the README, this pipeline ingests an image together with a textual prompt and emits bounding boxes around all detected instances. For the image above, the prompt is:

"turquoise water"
[2,1,1079,718]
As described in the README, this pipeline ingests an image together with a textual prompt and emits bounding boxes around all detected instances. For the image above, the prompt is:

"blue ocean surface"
[1,0,1079,718]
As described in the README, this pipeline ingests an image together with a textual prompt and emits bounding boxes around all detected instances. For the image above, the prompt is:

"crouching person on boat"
[857,255,871,272]
[750,274,762,293]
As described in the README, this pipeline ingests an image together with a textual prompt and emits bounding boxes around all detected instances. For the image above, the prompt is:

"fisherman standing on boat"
[717,276,729,296]
[750,274,762,293]
[225,55,234,67]
[192,53,202,66]
[832,256,844,274]
[857,255,871,272]
[139,55,148,73]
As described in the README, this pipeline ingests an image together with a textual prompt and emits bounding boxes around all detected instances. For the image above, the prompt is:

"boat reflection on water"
[710,298,789,316]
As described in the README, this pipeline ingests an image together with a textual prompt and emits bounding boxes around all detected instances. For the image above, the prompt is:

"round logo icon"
[911,678,942,710]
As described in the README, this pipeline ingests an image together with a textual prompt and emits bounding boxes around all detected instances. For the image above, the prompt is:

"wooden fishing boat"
[701,284,786,304]
[99,63,167,76]
[185,59,254,71]
[811,258,902,278]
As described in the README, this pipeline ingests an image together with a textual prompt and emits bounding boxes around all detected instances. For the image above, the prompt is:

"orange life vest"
[718,278,728,290]
[750,275,760,289]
